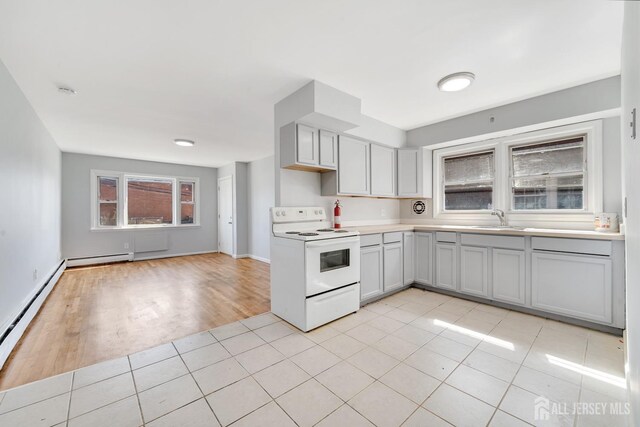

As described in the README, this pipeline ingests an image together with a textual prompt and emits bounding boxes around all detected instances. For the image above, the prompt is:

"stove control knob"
[314,210,319,215]
[282,211,287,216]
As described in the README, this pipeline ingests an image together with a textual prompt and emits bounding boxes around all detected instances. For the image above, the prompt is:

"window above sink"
[433,120,603,228]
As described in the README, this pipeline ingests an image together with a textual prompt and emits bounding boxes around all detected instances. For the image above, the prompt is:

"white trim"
[248,254,271,264]
[0,260,66,369]
[90,169,201,230]
[432,120,604,228]
[67,253,134,267]
[233,254,250,259]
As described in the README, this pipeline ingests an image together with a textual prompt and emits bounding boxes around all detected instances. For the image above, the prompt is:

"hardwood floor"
[0,253,270,391]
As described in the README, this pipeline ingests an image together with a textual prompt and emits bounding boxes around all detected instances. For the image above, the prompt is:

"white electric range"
[270,206,361,332]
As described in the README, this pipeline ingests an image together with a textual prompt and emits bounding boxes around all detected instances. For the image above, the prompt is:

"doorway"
[218,175,234,256]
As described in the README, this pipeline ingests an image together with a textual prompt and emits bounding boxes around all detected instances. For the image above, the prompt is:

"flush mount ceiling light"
[57,86,77,95]
[174,139,195,147]
[437,72,475,92]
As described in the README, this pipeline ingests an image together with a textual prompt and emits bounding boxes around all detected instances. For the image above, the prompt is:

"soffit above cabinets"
[0,1,623,167]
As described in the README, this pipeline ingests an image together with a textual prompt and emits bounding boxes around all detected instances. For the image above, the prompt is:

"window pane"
[99,177,118,201]
[127,179,173,225]
[444,151,494,184]
[511,137,584,177]
[180,182,193,202]
[99,203,117,226]
[181,203,194,224]
[513,175,584,210]
[445,184,493,210]
[444,151,494,210]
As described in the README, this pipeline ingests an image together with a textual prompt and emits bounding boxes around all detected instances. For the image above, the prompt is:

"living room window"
[91,171,199,229]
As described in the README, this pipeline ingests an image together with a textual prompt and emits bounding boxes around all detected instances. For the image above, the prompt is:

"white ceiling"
[0,1,623,167]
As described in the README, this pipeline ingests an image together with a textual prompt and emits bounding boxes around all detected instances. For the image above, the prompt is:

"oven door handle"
[305,236,359,248]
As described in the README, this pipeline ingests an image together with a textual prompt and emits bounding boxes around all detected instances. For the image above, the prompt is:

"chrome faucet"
[491,209,507,226]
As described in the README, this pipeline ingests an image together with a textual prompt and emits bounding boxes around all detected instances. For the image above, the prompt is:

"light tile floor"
[0,288,629,427]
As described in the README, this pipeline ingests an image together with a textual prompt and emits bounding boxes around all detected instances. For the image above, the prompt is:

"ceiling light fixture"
[437,72,475,92]
[57,86,77,95]
[174,139,195,147]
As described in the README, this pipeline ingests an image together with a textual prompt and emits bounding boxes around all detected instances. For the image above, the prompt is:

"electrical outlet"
[124,242,130,249]
[33,269,38,281]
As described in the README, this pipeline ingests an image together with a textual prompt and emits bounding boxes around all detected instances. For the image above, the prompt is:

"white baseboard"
[249,254,270,264]
[0,260,66,370]
[134,250,217,261]
[67,253,133,267]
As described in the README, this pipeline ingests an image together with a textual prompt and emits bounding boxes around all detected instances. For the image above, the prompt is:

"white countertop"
[343,223,625,241]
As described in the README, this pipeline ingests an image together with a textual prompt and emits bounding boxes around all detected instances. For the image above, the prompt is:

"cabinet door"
[415,232,433,285]
[296,124,319,166]
[360,245,383,301]
[403,232,415,285]
[460,246,488,297]
[436,243,457,290]
[383,242,403,292]
[531,252,612,324]
[319,130,337,169]
[370,144,396,197]
[397,149,419,197]
[338,136,370,195]
[492,249,525,305]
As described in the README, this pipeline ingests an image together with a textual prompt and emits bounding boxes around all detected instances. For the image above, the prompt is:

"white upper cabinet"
[397,148,433,198]
[319,130,338,169]
[370,144,396,197]
[280,122,336,171]
[337,136,370,195]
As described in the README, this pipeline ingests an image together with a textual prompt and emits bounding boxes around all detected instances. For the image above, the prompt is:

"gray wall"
[407,76,620,146]
[0,59,61,333]
[247,156,275,261]
[403,77,623,220]
[62,153,217,260]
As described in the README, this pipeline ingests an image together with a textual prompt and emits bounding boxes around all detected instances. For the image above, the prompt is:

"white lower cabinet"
[435,243,457,290]
[383,242,403,292]
[403,232,415,285]
[460,246,488,297]
[360,245,383,300]
[415,232,432,285]
[492,249,526,305]
[531,252,613,324]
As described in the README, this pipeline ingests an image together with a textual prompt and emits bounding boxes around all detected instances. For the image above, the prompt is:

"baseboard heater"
[0,259,66,369]
[66,252,134,267]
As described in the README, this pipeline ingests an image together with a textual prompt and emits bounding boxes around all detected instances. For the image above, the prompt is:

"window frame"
[90,170,200,231]
[433,120,603,227]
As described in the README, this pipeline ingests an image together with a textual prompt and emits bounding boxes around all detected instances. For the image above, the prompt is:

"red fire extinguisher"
[334,200,342,229]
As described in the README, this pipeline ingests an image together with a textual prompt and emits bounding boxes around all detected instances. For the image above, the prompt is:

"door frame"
[217,175,234,256]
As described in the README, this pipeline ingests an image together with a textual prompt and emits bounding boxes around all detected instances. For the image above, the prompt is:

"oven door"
[305,236,360,297]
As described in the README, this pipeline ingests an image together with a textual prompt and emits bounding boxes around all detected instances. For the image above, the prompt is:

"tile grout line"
[174,340,224,427]
[65,371,75,424]
[127,353,145,427]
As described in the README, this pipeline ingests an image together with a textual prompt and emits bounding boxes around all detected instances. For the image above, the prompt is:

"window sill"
[90,224,201,232]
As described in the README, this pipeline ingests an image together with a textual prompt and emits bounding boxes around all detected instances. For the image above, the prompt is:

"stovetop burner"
[316,229,335,232]
[299,232,319,236]
[285,231,300,234]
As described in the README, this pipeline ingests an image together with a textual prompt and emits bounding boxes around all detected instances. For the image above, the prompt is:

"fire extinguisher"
[334,200,342,229]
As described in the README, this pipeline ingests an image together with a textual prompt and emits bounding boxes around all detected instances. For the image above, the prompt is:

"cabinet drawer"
[461,234,524,250]
[383,232,403,244]
[532,237,611,256]
[306,283,360,331]
[436,232,457,243]
[360,234,382,247]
